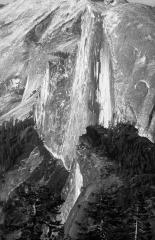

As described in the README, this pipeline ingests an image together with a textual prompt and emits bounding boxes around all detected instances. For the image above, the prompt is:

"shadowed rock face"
[0,0,155,169]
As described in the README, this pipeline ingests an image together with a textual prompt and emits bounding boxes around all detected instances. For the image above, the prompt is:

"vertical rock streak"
[35,62,49,132]
[61,8,114,168]
[97,39,113,127]
[74,162,83,202]
[62,9,99,169]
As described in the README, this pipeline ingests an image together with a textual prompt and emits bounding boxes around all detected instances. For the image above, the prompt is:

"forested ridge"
[0,118,66,240]
[0,121,155,239]
[0,183,64,240]
[75,123,155,240]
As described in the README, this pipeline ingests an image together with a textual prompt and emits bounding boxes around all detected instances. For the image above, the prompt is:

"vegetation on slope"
[0,118,67,240]
[0,121,155,240]
[0,183,64,240]
[0,118,38,174]
[76,123,155,240]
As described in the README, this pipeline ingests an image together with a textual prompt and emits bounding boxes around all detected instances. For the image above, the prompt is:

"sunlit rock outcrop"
[35,1,155,168]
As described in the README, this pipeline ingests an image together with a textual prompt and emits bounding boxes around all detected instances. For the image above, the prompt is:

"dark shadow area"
[0,4,5,9]
[1,121,155,239]
[80,123,155,177]
[0,183,64,240]
[76,123,155,240]
[0,118,68,240]
[0,118,37,175]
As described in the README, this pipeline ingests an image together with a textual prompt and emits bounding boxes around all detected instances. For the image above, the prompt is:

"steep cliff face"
[0,0,155,171]
[104,3,155,142]
[1,1,155,238]
[34,6,104,169]
[0,0,85,123]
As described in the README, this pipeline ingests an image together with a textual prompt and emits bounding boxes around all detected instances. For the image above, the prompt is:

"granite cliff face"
[104,3,155,142]
[1,0,155,170]
[1,1,155,236]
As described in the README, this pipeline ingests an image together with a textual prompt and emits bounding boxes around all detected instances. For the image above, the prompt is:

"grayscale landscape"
[0,0,155,239]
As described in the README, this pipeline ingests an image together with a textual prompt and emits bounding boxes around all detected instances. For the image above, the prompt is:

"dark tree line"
[85,123,155,177]
[105,123,155,177]
[0,117,66,240]
[0,118,35,173]
[75,188,152,240]
[1,183,64,240]
[77,123,155,240]
[1,121,155,240]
